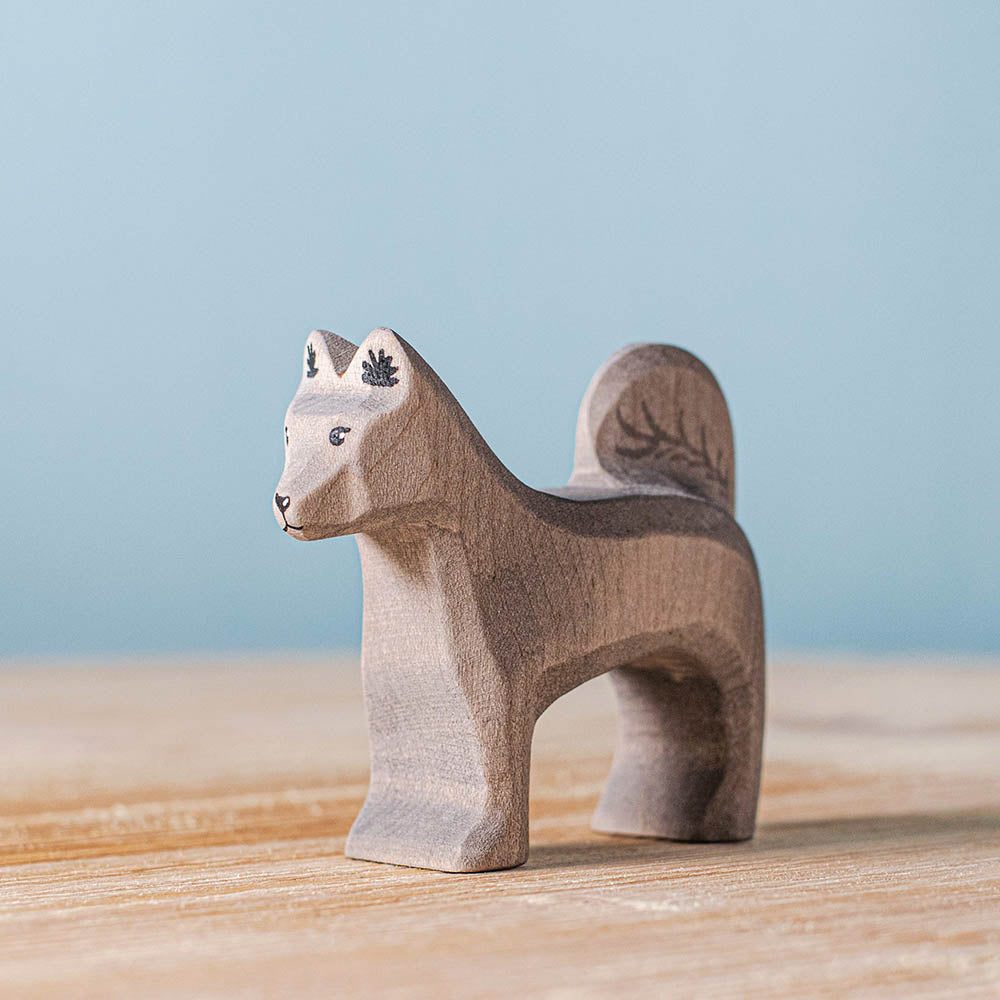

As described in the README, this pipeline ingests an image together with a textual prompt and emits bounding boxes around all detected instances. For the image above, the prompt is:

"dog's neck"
[374,374,531,525]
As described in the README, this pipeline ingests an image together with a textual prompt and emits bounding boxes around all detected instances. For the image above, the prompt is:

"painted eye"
[329,426,351,446]
[284,426,289,445]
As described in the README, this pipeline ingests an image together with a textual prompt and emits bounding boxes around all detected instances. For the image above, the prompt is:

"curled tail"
[571,344,735,513]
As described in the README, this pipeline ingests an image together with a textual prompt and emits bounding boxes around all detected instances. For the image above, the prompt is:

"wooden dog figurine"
[274,328,764,872]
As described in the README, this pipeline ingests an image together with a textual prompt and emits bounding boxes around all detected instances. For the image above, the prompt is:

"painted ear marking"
[306,343,319,378]
[361,348,400,387]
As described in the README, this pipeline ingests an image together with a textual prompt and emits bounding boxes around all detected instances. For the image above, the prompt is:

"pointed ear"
[300,330,358,384]
[341,328,415,393]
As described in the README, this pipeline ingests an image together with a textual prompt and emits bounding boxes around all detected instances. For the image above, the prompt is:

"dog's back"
[481,346,758,734]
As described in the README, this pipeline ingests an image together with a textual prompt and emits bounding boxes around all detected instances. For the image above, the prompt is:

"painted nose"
[275,493,291,512]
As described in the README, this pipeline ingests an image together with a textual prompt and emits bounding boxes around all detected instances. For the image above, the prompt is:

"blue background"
[2,2,998,657]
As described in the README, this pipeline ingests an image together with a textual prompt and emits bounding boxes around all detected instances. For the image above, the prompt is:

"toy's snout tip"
[274,492,303,533]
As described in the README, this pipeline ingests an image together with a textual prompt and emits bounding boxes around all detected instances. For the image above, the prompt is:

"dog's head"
[273,328,436,539]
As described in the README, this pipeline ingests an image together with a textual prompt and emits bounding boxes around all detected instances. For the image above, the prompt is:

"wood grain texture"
[2,655,999,999]
[273,330,764,871]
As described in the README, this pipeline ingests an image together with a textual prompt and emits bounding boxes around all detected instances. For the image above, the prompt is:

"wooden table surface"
[2,654,998,998]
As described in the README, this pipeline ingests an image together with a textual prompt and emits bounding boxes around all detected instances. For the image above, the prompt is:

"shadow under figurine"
[273,328,764,873]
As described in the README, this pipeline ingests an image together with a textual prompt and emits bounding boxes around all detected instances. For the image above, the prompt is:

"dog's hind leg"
[591,645,763,842]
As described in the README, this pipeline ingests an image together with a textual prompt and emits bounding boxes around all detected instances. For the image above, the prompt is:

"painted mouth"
[274,493,304,533]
